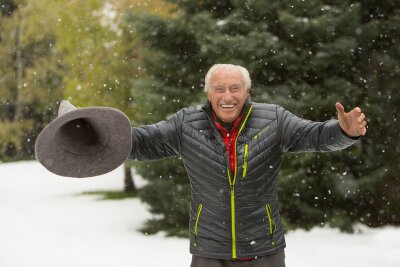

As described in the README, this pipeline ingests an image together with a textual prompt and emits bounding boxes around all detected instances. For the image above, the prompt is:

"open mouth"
[220,104,236,109]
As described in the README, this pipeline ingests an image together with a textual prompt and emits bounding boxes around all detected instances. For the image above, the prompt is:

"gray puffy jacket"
[129,100,358,259]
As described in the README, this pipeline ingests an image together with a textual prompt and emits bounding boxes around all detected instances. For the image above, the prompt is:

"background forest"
[0,0,399,237]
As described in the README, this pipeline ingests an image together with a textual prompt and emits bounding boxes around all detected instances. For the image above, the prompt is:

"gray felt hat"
[35,100,132,178]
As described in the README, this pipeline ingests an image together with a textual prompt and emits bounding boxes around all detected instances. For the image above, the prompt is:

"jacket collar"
[201,96,253,146]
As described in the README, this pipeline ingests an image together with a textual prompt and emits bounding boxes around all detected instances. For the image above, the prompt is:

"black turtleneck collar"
[215,116,234,131]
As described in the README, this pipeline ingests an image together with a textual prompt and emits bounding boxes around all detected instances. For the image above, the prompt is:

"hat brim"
[35,106,132,178]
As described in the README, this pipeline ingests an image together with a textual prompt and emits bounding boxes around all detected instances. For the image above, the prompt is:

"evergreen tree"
[124,6,205,236]
[267,0,400,231]
[125,0,399,235]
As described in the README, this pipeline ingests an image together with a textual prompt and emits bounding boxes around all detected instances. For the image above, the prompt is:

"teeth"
[221,104,235,108]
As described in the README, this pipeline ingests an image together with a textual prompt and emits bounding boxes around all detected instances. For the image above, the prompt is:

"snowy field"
[1,161,399,267]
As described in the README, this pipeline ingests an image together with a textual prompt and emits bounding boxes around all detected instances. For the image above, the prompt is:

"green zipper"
[193,204,203,247]
[242,144,249,178]
[227,170,236,257]
[227,105,253,259]
[266,203,276,247]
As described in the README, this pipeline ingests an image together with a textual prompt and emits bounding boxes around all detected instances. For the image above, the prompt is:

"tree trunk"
[13,15,24,122]
[124,163,136,192]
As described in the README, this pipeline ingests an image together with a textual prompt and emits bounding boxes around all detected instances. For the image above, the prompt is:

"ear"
[206,91,211,101]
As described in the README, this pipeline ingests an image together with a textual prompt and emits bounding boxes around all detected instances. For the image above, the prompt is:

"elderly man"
[129,64,366,267]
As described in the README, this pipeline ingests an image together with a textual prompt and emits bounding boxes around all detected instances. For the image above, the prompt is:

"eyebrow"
[213,84,241,87]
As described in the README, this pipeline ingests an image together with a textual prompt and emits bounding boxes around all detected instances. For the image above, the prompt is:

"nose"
[223,90,234,102]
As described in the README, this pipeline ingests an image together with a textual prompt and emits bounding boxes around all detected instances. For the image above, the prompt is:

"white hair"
[203,64,251,93]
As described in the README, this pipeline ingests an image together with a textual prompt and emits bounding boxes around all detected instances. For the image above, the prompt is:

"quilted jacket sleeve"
[129,109,184,161]
[276,105,358,153]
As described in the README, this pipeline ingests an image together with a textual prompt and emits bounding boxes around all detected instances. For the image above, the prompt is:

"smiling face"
[207,68,249,123]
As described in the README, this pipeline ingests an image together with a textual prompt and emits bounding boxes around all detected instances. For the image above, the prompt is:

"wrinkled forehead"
[210,68,245,86]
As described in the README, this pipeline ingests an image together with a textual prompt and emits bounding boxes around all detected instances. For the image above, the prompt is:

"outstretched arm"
[277,104,360,153]
[336,102,367,137]
[129,109,184,161]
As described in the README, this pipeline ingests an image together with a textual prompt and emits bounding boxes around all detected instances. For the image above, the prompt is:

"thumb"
[335,102,345,115]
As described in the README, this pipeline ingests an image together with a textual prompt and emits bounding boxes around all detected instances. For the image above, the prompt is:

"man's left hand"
[335,102,367,137]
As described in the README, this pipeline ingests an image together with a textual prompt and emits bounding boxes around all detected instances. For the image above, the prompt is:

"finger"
[358,121,367,137]
[359,126,367,136]
[358,113,365,122]
[335,102,345,115]
[353,107,362,115]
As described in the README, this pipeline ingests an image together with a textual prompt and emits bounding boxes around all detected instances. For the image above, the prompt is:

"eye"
[230,86,241,92]
[215,87,225,93]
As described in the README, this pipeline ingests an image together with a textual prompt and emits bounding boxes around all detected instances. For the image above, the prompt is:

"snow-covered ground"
[0,161,399,267]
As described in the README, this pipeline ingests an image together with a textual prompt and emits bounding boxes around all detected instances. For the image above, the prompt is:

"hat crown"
[58,100,77,117]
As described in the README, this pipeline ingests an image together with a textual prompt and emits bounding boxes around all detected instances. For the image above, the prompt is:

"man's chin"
[214,108,241,122]
[219,114,238,123]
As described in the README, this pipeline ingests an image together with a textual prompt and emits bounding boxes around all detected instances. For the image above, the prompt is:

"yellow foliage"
[114,0,176,17]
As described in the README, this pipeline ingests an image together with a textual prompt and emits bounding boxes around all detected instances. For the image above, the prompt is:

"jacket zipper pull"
[194,204,203,247]
[242,144,249,177]
[266,204,277,247]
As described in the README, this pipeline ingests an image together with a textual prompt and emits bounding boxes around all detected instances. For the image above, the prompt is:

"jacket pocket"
[265,203,277,247]
[193,204,203,247]
[253,124,272,140]
[242,143,249,178]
